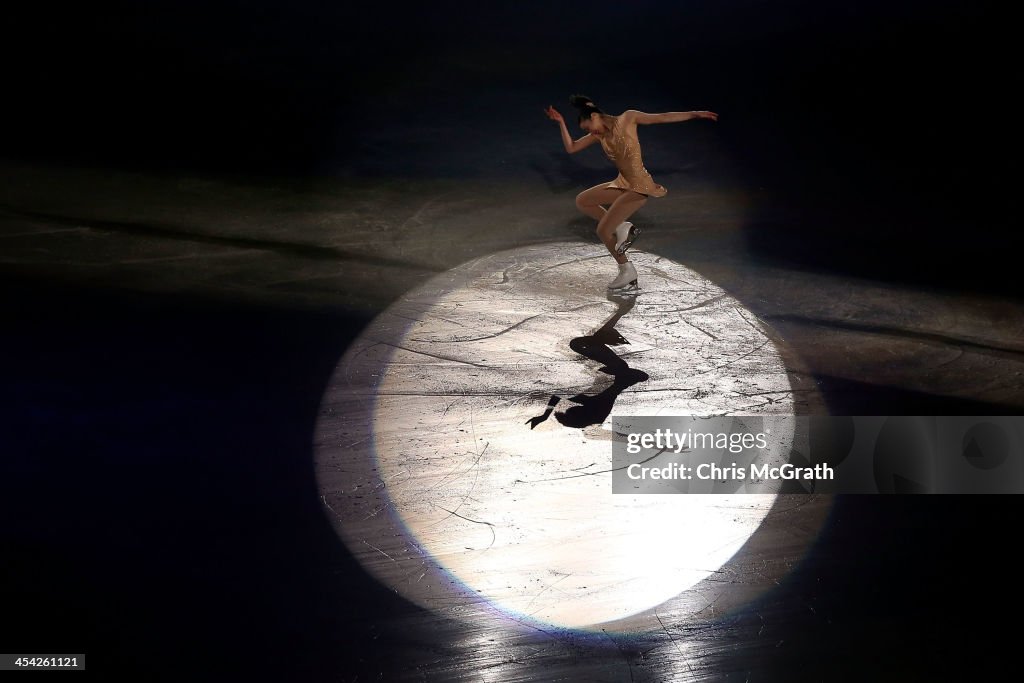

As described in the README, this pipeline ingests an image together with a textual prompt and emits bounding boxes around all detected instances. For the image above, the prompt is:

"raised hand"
[544,105,564,123]
[694,111,719,121]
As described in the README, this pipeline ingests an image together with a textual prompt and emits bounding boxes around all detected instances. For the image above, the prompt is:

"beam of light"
[315,243,829,632]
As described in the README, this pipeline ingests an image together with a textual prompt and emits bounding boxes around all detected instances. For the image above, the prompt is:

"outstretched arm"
[628,110,719,124]
[545,105,601,153]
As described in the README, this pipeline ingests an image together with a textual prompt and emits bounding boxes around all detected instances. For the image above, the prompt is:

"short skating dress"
[597,115,668,198]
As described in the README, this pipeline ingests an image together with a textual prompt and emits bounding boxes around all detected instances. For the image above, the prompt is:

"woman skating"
[544,95,718,290]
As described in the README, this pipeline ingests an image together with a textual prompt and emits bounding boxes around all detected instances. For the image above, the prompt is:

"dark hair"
[569,94,603,124]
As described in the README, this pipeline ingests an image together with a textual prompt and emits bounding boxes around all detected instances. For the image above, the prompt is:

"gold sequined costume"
[597,115,667,197]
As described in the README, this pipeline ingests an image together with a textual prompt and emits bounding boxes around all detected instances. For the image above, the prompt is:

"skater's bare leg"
[575,185,623,222]
[597,192,647,264]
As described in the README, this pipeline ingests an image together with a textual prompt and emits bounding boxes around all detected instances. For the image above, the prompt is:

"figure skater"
[544,95,718,290]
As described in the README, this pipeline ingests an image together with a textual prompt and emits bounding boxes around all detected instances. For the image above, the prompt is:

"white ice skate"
[607,261,639,291]
[614,221,641,255]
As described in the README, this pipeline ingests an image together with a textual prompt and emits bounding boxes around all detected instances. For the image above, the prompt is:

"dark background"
[2,1,1020,680]
[6,0,1017,290]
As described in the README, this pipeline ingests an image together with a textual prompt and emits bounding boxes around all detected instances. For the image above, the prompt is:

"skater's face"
[580,113,607,135]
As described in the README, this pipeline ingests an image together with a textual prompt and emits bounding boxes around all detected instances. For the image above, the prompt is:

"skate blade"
[606,279,640,294]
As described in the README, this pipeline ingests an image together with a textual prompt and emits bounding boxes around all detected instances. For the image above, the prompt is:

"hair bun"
[569,94,598,111]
